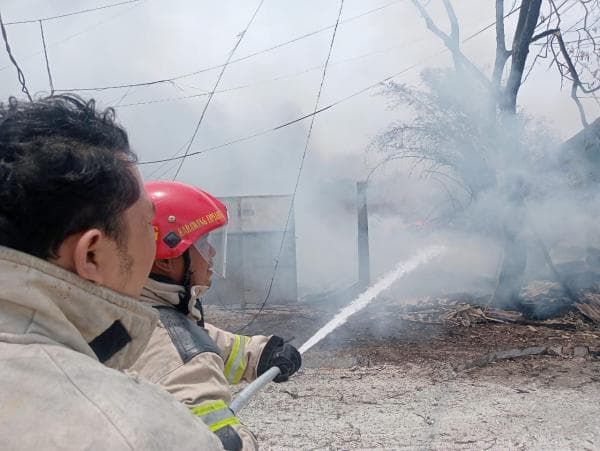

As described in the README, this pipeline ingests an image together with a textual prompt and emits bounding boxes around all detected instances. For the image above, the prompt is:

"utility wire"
[463,4,522,42]
[171,0,265,180]
[38,21,54,94]
[137,54,432,166]
[118,35,432,109]
[145,137,193,179]
[0,10,32,101]
[5,0,141,25]
[0,1,143,74]
[54,0,406,93]
[140,3,571,328]
[136,4,535,167]
[235,0,345,334]
[463,0,571,43]
[0,3,141,75]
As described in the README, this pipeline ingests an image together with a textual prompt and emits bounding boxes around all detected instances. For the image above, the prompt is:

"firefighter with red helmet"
[130,181,301,450]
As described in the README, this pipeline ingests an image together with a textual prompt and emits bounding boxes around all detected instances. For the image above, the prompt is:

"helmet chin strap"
[176,249,193,315]
[175,249,207,327]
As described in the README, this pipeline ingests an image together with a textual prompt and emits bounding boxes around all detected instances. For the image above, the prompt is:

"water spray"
[229,245,446,414]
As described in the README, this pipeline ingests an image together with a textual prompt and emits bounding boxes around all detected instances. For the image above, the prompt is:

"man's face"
[102,167,156,297]
[52,165,156,298]
[189,242,215,287]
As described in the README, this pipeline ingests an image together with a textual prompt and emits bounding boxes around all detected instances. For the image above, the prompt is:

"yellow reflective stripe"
[223,335,250,384]
[209,417,240,432]
[190,401,240,432]
[223,335,241,381]
[190,400,228,418]
[231,336,249,384]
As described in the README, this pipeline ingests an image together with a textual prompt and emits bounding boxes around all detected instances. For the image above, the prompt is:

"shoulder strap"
[154,306,222,363]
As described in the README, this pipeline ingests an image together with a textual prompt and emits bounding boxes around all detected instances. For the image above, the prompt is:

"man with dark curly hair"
[0,95,222,450]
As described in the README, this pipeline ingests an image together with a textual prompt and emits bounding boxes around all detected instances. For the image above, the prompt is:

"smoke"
[365,65,600,314]
[0,1,598,312]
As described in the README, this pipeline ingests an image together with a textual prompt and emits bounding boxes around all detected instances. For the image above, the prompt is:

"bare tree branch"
[531,27,560,43]
[493,0,511,89]
[411,0,491,90]
[442,0,460,42]
[554,30,591,127]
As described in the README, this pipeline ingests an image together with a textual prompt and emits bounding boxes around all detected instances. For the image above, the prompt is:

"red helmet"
[145,181,228,261]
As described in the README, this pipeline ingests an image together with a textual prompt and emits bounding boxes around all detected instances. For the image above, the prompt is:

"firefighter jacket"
[131,277,271,450]
[0,246,223,451]
[141,277,272,383]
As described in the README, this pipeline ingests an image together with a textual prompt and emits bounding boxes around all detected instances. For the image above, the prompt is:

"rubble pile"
[576,293,600,323]
[397,281,600,330]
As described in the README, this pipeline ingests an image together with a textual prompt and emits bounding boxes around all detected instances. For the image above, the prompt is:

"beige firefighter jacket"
[0,246,223,450]
[131,278,272,450]
[140,277,271,383]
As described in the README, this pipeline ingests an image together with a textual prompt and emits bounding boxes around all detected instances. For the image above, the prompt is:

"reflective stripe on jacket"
[142,277,271,382]
[133,279,261,450]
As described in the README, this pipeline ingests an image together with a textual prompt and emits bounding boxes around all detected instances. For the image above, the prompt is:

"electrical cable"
[138,2,549,167]
[54,0,406,93]
[235,0,345,334]
[171,0,266,180]
[117,35,432,109]
[0,9,32,101]
[231,3,558,331]
[462,4,523,42]
[136,54,430,166]
[5,0,141,25]
[0,1,143,74]
[38,20,54,94]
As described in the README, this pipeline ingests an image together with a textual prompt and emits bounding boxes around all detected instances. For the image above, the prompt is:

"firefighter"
[0,95,222,450]
[131,180,302,450]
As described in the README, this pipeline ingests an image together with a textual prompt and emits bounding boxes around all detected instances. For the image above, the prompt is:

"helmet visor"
[193,225,228,279]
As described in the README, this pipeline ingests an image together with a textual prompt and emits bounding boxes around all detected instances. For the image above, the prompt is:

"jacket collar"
[141,276,183,308]
[0,246,157,370]
[141,277,207,323]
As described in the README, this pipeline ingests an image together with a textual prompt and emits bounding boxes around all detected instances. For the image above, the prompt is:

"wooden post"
[238,198,246,310]
[357,181,370,289]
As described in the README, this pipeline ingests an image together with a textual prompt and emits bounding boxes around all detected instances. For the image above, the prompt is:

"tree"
[410,0,600,122]
[374,0,600,308]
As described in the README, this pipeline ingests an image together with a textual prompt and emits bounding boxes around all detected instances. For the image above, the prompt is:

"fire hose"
[230,341,310,413]
[230,343,311,414]
[229,366,282,414]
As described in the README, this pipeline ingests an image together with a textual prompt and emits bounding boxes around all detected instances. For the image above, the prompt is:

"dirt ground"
[205,298,600,450]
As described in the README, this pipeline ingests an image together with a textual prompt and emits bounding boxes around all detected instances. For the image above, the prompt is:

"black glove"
[257,336,301,383]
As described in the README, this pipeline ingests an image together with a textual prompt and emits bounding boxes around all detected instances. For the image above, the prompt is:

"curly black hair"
[0,94,140,259]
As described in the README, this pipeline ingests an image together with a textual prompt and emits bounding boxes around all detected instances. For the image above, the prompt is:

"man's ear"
[72,229,106,284]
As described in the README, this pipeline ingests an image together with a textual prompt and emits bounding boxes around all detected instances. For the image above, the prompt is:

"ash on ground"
[207,285,600,449]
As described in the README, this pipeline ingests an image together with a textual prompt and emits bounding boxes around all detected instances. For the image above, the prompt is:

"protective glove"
[256,335,301,383]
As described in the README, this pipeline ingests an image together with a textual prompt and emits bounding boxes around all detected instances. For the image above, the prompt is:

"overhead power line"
[54,0,406,93]
[234,2,568,330]
[0,9,32,101]
[171,0,266,180]
[4,0,141,25]
[139,0,551,168]
[38,21,54,94]
[117,35,432,109]
[0,1,143,74]
[463,0,572,43]
[137,54,432,166]
[140,2,536,167]
[235,0,346,334]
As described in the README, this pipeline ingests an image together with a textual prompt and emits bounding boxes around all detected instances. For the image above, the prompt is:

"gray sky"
[0,0,596,293]
[0,1,594,189]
